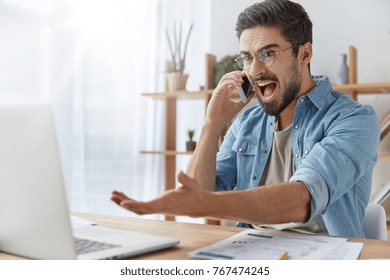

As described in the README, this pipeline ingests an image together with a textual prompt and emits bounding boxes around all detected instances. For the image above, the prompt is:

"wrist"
[202,190,220,217]
[202,190,235,221]
[203,118,228,135]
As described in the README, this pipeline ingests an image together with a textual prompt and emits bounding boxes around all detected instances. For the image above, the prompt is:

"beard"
[258,59,301,116]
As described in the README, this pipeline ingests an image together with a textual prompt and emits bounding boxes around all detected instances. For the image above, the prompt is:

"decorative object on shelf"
[214,54,241,87]
[165,21,193,92]
[186,129,196,151]
[166,72,189,92]
[336,53,349,85]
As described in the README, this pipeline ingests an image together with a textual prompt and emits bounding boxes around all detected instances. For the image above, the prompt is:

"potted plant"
[186,129,196,151]
[214,54,241,87]
[165,21,193,92]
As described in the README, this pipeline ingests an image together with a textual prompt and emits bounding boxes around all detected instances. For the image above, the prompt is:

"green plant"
[187,129,195,142]
[166,21,194,73]
[214,54,241,87]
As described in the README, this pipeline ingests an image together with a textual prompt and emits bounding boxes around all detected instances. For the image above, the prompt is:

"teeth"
[256,81,275,87]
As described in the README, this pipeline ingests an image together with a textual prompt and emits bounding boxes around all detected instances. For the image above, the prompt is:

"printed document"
[189,229,350,260]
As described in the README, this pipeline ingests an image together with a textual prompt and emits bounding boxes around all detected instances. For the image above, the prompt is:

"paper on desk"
[70,215,98,229]
[189,229,347,260]
[321,242,363,260]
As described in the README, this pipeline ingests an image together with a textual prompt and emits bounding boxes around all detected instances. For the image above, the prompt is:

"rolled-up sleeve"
[290,167,328,218]
[290,103,380,220]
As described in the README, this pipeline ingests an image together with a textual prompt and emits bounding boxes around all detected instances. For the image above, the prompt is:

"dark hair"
[235,0,313,56]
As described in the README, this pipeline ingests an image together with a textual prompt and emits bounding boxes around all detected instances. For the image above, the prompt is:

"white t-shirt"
[253,122,328,235]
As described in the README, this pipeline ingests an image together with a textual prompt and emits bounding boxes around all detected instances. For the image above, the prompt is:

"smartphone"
[237,75,253,103]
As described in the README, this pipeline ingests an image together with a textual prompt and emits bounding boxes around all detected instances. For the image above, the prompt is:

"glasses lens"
[234,57,245,69]
[259,49,275,67]
[235,56,253,70]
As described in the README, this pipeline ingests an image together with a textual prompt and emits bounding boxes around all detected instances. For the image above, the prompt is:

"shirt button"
[238,148,243,153]
[294,153,299,158]
[263,149,267,154]
[304,149,309,155]
[252,176,257,180]
[300,98,304,103]
[294,124,299,129]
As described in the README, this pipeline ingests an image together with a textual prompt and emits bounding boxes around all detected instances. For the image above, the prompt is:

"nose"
[249,58,267,78]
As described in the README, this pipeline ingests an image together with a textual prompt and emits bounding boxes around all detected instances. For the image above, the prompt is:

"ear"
[300,42,313,65]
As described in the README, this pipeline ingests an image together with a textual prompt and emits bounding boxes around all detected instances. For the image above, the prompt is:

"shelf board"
[379,154,390,161]
[142,90,241,100]
[142,90,212,100]
[334,83,390,94]
[141,150,193,156]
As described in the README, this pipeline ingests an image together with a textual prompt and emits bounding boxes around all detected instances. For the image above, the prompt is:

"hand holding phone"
[237,75,253,103]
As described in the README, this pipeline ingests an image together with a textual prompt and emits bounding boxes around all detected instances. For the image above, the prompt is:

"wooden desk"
[1,212,390,260]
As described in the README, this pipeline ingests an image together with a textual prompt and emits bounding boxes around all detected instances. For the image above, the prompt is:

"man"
[112,0,380,238]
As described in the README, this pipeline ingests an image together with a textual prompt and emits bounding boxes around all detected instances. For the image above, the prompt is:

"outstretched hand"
[111,171,212,217]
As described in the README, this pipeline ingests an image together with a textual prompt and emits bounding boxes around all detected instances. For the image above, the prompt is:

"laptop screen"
[0,104,77,259]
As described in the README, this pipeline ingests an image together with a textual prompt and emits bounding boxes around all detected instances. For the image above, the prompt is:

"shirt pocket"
[232,138,258,189]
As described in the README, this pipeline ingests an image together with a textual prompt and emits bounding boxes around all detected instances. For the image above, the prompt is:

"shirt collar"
[305,75,333,110]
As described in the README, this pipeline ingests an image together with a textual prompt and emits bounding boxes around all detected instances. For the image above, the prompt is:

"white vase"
[166,72,189,92]
[336,53,349,85]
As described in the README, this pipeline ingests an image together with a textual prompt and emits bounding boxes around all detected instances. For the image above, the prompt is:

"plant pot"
[166,72,189,92]
[186,140,196,151]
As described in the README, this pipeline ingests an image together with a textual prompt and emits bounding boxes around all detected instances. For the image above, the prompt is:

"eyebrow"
[240,43,281,56]
[259,43,280,51]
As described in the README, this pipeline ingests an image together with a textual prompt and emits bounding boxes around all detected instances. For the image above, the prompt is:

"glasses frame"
[234,44,302,70]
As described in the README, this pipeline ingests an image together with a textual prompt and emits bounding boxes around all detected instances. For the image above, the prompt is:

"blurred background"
[0,0,389,221]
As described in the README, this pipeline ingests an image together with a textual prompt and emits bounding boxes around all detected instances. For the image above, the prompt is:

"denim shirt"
[215,75,380,238]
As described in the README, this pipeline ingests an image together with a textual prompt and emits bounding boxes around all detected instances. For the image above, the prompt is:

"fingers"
[111,190,128,205]
[111,190,128,201]
[216,71,246,91]
[120,200,153,215]
[110,184,206,217]
[213,72,251,112]
[111,190,163,215]
[111,190,127,198]
[220,70,245,83]
[111,191,150,214]
[176,170,197,188]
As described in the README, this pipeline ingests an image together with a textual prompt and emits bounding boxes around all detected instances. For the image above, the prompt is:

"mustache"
[252,75,279,83]
[253,75,279,83]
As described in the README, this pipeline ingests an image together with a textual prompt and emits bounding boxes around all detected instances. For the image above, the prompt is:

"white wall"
[208,0,390,195]
[209,0,390,82]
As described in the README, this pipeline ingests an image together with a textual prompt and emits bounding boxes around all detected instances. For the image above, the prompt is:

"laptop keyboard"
[75,237,121,255]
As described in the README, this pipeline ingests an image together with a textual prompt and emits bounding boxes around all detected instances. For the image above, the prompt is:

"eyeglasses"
[234,44,301,70]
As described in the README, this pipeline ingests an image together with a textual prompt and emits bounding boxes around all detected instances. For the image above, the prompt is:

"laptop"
[0,104,179,260]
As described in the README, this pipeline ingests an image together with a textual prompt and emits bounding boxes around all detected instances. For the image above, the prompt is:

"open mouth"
[257,81,277,99]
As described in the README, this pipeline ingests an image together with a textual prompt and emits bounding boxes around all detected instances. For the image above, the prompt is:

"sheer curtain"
[0,0,210,218]
[49,0,166,217]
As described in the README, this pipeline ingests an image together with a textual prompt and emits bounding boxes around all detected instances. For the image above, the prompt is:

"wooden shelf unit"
[334,83,390,97]
[379,154,390,161]
[333,46,390,100]
[141,54,217,221]
[334,46,390,160]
